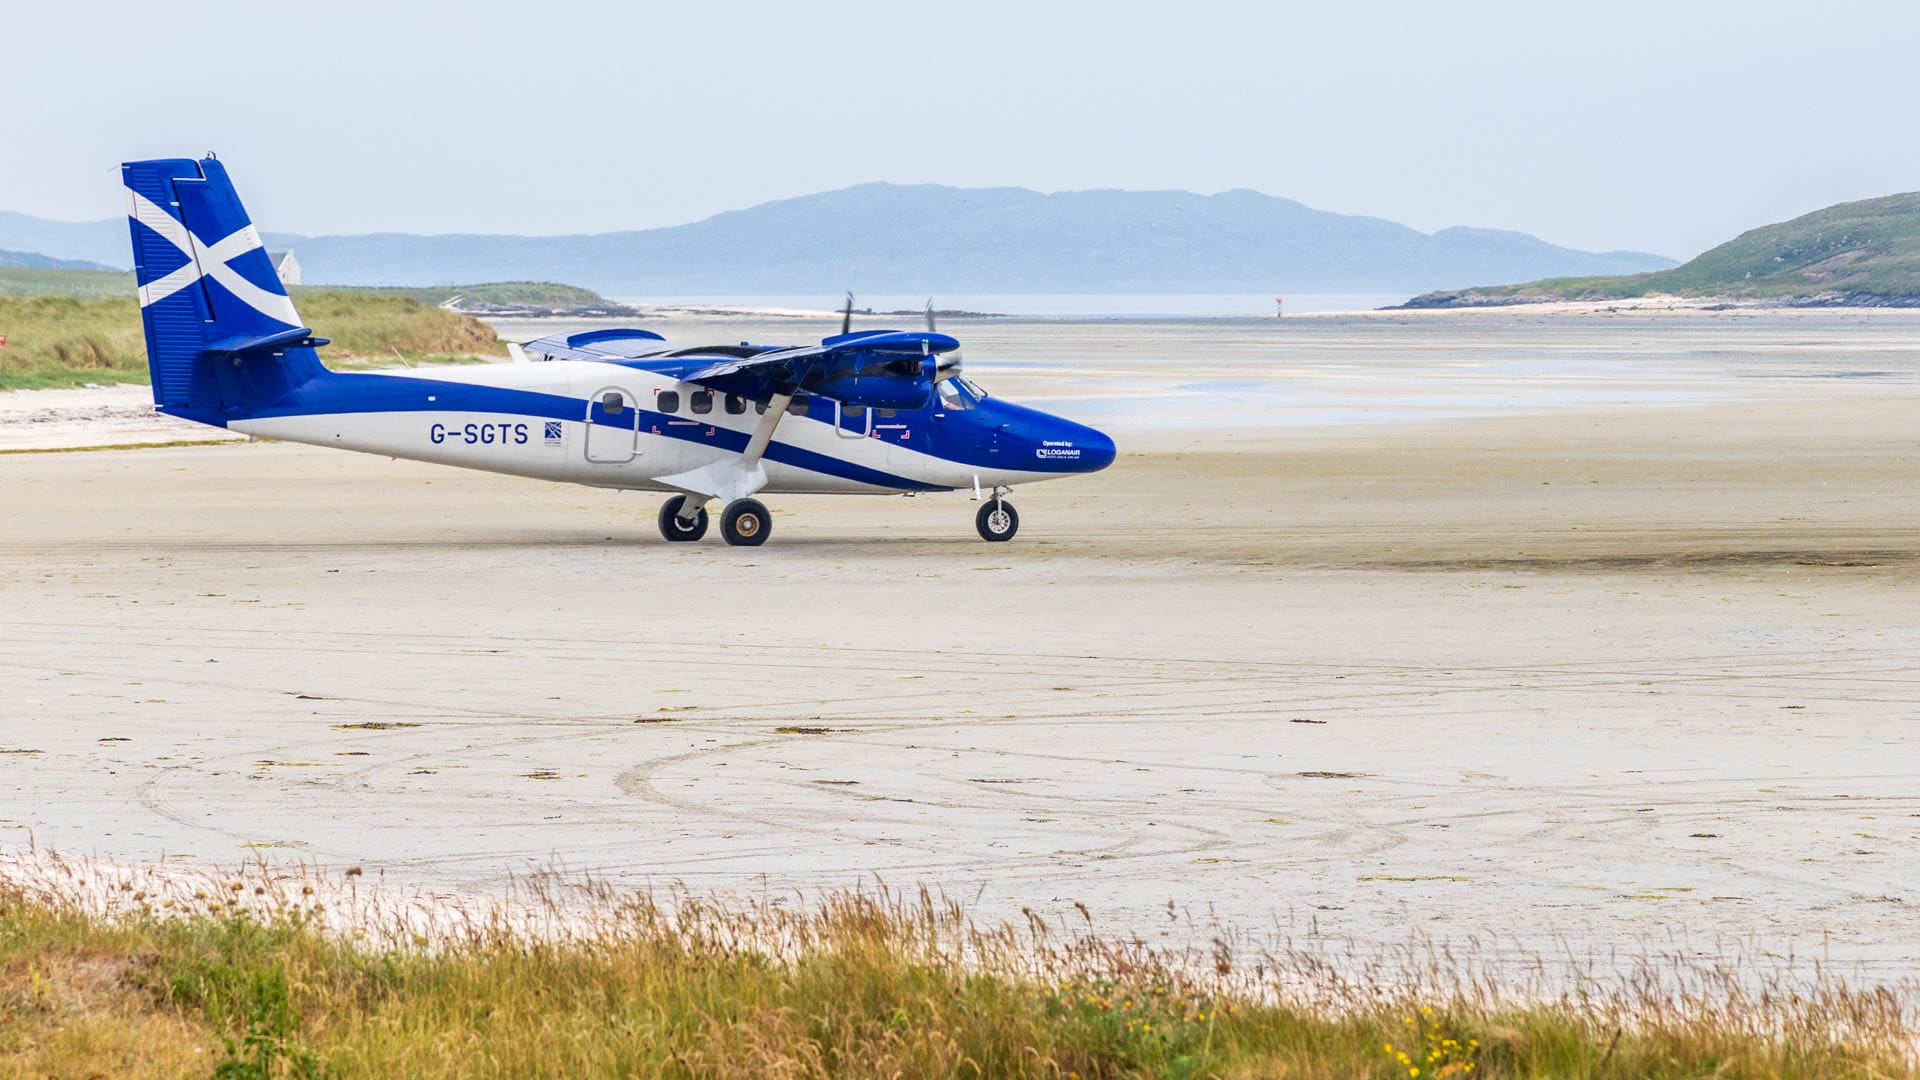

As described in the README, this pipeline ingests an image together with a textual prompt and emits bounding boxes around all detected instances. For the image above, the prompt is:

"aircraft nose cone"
[1075,423,1116,472]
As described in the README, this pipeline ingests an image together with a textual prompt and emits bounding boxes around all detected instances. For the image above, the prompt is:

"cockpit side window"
[937,380,974,410]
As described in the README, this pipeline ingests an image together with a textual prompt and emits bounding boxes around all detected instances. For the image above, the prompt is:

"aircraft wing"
[518,325,961,407]
[683,330,960,403]
[518,328,670,362]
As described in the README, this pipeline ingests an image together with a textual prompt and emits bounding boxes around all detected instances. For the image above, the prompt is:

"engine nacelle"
[809,373,934,411]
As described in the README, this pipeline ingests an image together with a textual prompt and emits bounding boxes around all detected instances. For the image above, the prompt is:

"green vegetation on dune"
[0,878,1913,1079]
[1405,192,1920,307]
[2,267,605,309]
[296,280,608,308]
[0,295,148,389]
[0,266,136,299]
[0,293,501,391]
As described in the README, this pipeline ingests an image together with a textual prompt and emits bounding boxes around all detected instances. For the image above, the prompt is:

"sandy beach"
[3,310,1918,975]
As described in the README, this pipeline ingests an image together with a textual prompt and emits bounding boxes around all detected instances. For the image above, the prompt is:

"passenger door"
[584,386,639,464]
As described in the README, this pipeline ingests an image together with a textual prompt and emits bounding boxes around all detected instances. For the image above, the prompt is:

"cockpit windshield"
[938,376,987,410]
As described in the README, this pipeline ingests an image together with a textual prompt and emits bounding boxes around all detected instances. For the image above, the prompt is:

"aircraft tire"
[975,499,1019,542]
[658,496,709,542]
[720,498,772,547]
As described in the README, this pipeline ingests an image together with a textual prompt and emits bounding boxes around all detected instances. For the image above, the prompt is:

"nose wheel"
[975,497,1019,542]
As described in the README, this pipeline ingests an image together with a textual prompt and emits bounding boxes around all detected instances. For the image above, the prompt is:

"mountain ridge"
[0,183,1676,294]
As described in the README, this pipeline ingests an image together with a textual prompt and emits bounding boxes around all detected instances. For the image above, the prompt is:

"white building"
[266,250,301,287]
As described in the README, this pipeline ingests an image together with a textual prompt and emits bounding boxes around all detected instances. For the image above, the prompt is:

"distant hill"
[1401,193,1920,308]
[0,248,117,272]
[2,184,1673,295]
[0,212,130,270]
[0,267,612,314]
[0,266,134,299]
[303,281,610,310]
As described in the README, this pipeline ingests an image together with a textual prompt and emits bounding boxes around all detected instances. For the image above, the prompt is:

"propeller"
[925,298,962,381]
[841,291,854,336]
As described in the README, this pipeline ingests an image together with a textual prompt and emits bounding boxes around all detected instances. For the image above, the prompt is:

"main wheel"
[975,498,1019,542]
[720,498,771,547]
[658,495,709,542]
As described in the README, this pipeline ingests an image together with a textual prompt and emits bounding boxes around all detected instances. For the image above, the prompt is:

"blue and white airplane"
[123,155,1115,545]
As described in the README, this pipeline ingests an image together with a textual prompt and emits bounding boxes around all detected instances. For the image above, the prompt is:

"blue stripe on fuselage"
[238,371,951,492]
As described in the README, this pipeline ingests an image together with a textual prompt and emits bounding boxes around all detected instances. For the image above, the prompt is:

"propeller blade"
[841,291,854,336]
[925,298,936,333]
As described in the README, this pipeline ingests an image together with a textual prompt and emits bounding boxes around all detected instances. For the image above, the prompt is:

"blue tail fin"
[123,156,325,425]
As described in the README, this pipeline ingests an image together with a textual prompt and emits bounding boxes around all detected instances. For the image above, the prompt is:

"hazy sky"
[6,0,1917,259]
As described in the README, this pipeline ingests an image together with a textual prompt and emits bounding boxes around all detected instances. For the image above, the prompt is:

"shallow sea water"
[496,308,1920,434]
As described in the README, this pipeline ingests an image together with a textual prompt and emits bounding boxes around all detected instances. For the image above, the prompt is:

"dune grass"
[0,293,501,391]
[0,864,1913,1079]
[0,266,136,299]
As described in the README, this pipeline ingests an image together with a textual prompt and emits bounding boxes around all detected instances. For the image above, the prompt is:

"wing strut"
[739,392,793,472]
[663,392,796,518]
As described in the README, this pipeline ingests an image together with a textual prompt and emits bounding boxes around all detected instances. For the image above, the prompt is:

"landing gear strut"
[975,494,1019,542]
[658,495,709,542]
[721,497,771,546]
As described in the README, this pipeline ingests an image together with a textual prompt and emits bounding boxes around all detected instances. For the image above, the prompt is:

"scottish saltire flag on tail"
[123,156,308,420]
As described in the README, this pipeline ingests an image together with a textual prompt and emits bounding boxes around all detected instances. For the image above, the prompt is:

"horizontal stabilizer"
[206,326,329,356]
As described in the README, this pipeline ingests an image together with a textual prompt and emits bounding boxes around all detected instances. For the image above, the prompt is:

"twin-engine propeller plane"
[122,155,1115,545]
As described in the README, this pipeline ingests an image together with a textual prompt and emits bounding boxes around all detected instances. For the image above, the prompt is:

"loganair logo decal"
[543,421,564,444]
[1036,440,1081,460]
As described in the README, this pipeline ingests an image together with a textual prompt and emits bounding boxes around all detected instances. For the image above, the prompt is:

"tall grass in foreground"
[0,294,501,391]
[0,860,1914,1079]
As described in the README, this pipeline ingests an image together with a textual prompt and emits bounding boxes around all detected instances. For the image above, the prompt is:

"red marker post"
[1274,297,1284,318]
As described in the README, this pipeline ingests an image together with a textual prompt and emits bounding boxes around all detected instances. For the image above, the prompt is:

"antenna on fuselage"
[841,291,855,335]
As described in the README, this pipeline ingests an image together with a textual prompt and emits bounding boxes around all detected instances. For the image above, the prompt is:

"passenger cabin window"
[790,396,811,416]
[725,394,746,415]
[843,403,866,419]
[601,391,626,415]
[754,399,768,414]
[691,390,713,415]
[657,391,680,413]
[877,408,897,418]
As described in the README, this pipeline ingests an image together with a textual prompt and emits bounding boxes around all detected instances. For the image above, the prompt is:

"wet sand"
[3,313,1919,974]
